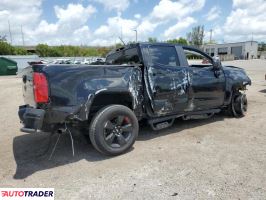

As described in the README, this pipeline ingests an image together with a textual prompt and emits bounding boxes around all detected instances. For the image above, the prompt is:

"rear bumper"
[18,105,45,133]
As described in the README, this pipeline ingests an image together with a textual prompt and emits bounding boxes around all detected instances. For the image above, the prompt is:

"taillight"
[33,72,49,103]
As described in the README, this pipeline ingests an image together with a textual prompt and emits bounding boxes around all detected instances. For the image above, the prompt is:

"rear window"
[149,46,180,67]
[106,48,140,65]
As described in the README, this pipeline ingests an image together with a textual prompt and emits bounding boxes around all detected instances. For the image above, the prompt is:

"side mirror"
[213,58,221,70]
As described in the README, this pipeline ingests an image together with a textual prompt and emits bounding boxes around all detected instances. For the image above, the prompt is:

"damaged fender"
[43,65,144,122]
[223,65,251,105]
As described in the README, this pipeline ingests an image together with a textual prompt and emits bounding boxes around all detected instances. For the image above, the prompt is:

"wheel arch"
[88,90,135,118]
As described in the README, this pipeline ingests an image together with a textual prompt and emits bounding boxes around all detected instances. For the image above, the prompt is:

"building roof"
[203,41,258,47]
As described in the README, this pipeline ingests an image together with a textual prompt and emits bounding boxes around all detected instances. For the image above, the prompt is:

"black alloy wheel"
[104,115,133,148]
[231,92,248,117]
[89,105,139,156]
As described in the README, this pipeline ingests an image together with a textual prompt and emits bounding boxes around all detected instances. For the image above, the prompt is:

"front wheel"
[89,105,139,156]
[230,92,248,117]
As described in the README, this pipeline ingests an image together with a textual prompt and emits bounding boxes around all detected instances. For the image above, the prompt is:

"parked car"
[53,59,72,64]
[18,43,251,156]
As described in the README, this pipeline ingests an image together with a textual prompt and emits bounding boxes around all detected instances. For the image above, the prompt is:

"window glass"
[184,49,212,67]
[124,48,140,64]
[218,47,228,55]
[106,48,140,65]
[149,46,180,67]
[106,51,122,64]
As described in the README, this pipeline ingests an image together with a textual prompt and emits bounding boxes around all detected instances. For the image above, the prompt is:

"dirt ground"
[0,60,266,199]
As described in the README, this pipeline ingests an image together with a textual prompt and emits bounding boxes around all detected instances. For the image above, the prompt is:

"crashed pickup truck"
[18,43,251,156]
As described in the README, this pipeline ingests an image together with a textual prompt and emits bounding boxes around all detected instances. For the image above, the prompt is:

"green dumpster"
[0,57,18,75]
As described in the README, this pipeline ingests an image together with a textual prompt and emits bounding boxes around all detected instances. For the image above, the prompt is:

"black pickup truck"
[18,43,251,155]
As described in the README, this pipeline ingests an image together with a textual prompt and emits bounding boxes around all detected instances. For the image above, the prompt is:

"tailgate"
[21,66,35,107]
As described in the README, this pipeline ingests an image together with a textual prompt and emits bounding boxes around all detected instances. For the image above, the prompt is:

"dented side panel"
[42,65,143,121]
[187,66,226,110]
[140,44,190,116]
[147,65,190,116]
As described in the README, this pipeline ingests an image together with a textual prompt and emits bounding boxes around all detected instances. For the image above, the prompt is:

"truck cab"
[106,43,226,117]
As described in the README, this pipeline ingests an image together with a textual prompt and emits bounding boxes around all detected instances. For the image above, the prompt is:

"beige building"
[203,41,258,59]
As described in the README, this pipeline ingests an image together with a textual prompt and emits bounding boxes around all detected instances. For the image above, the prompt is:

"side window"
[106,48,140,65]
[149,46,180,67]
[124,48,141,64]
[184,49,212,67]
[106,51,123,64]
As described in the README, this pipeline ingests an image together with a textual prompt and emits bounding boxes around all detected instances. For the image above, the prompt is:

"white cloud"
[54,3,96,25]
[205,6,221,21]
[93,0,130,13]
[138,0,205,39]
[91,0,204,45]
[163,17,196,38]
[90,0,206,45]
[30,3,96,45]
[0,0,42,44]
[204,27,222,43]
[144,0,204,40]
[0,1,97,45]
[136,19,162,40]
[232,0,254,8]
[134,14,141,19]
[150,0,205,21]
[93,16,138,45]
[0,0,208,46]
[223,0,266,41]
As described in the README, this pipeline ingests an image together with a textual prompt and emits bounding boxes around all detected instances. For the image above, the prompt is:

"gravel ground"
[0,60,266,199]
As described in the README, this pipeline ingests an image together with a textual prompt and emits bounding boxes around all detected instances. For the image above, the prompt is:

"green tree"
[35,44,113,57]
[0,41,14,55]
[148,37,157,43]
[166,37,188,45]
[36,44,50,57]
[187,25,204,47]
[14,47,27,55]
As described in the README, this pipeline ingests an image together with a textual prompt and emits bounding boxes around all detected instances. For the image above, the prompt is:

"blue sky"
[0,0,265,46]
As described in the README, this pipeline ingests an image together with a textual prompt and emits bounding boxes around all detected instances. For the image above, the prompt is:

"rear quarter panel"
[42,65,141,107]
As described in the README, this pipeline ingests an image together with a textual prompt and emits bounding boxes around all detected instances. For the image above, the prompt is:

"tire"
[89,105,139,156]
[230,92,248,117]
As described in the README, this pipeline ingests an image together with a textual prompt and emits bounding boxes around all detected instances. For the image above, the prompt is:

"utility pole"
[251,32,253,46]
[133,29,138,42]
[8,20,12,44]
[21,25,25,46]
[209,29,213,43]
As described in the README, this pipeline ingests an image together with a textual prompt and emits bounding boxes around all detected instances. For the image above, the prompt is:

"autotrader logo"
[0,188,54,200]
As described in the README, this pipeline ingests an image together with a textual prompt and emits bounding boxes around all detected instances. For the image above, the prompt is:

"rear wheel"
[89,105,139,156]
[230,92,247,117]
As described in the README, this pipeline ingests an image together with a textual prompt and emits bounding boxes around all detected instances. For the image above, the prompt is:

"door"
[183,47,225,111]
[231,46,242,59]
[146,45,190,115]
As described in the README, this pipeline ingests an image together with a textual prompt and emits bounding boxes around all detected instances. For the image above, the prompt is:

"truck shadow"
[259,89,266,93]
[13,114,225,179]
[137,114,225,141]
